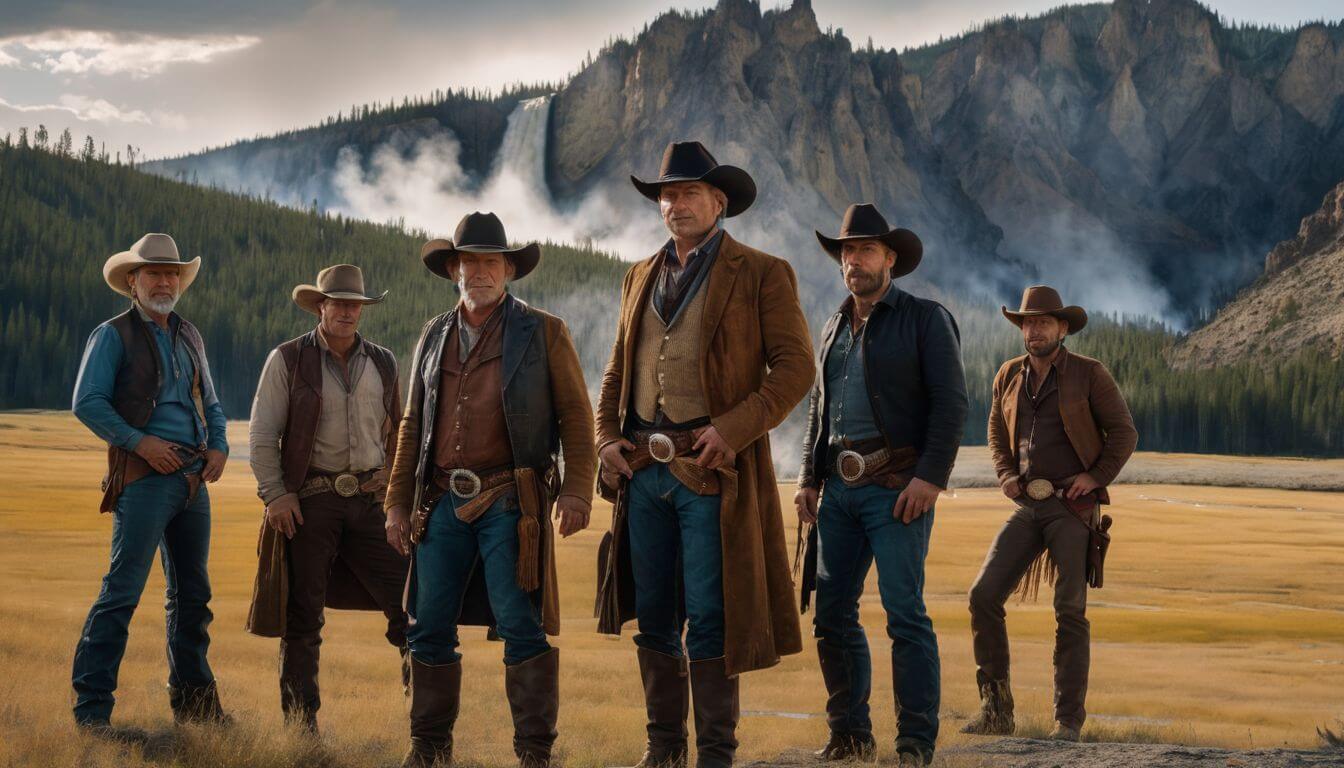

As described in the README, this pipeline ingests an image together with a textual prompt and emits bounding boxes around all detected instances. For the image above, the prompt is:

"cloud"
[0,94,152,124]
[0,30,259,78]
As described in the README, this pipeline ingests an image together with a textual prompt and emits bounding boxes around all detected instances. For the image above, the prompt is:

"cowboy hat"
[815,203,923,278]
[1001,285,1088,332]
[103,233,201,299]
[630,141,757,217]
[292,264,387,315]
[421,212,541,281]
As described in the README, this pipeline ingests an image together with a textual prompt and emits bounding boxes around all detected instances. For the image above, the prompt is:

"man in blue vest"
[796,205,968,767]
[71,233,231,733]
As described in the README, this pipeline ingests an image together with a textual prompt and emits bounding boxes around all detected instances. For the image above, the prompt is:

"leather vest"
[108,308,208,434]
[409,294,558,512]
[276,331,398,493]
[432,312,512,471]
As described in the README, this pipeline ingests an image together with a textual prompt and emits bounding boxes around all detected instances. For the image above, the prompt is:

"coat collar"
[500,293,539,387]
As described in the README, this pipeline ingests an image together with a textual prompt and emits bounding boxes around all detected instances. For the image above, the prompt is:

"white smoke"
[329,94,663,259]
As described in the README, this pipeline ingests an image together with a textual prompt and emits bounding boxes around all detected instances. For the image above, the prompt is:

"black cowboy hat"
[420,212,541,281]
[630,141,757,217]
[815,203,923,278]
[1001,285,1088,333]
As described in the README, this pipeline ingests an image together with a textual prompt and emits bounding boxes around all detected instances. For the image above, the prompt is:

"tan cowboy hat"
[1002,285,1088,332]
[420,212,541,281]
[103,233,201,299]
[292,264,388,315]
[815,203,923,278]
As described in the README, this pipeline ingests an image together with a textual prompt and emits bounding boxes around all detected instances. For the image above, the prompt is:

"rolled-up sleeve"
[73,324,143,451]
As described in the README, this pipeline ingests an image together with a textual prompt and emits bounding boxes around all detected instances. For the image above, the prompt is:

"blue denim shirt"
[72,307,228,454]
[824,313,881,444]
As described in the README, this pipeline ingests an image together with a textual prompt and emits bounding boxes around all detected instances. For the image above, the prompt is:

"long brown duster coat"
[595,232,815,676]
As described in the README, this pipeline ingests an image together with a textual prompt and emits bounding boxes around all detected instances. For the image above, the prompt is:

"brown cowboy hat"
[816,203,923,278]
[1001,285,1088,332]
[421,212,541,281]
[631,141,757,217]
[103,233,201,298]
[292,264,387,315]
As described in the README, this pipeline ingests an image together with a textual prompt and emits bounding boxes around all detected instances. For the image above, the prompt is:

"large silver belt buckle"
[1026,478,1056,501]
[647,433,676,464]
[448,468,483,499]
[332,473,361,498]
[836,450,866,483]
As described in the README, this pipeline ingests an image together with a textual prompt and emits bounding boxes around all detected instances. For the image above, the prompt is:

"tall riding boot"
[169,681,233,726]
[959,678,1014,736]
[505,648,560,768]
[689,657,739,768]
[402,656,462,768]
[627,647,689,768]
[814,640,875,760]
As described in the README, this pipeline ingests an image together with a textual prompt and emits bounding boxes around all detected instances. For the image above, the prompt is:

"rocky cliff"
[1169,179,1344,367]
[145,0,1344,322]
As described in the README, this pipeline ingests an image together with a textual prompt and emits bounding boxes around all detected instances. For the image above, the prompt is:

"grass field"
[1,411,1341,767]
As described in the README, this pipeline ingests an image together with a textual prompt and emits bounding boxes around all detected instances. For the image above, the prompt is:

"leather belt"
[298,468,379,500]
[627,428,699,472]
[433,464,515,500]
[827,438,917,485]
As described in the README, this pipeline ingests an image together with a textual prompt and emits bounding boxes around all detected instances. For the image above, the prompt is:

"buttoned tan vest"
[631,283,710,424]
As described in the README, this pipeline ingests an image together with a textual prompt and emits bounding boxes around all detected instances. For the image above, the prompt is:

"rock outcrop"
[1169,179,1344,368]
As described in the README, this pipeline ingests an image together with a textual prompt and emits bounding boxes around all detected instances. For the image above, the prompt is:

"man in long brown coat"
[595,141,815,768]
[963,285,1137,742]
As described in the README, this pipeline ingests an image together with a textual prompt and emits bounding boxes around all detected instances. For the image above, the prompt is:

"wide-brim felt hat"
[103,233,201,298]
[421,212,541,281]
[815,203,923,278]
[630,141,756,217]
[1001,284,1088,332]
[292,263,387,315]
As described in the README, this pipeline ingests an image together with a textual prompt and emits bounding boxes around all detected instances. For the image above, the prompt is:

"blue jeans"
[72,468,215,724]
[626,463,724,661]
[813,481,940,754]
[408,492,548,666]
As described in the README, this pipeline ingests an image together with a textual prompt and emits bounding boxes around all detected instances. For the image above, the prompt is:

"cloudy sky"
[1,0,1339,159]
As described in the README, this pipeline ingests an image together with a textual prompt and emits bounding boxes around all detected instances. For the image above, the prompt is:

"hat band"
[454,243,512,253]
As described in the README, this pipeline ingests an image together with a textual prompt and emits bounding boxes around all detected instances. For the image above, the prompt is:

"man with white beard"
[71,233,231,734]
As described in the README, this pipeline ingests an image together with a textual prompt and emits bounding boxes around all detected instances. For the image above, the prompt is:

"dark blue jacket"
[799,284,968,489]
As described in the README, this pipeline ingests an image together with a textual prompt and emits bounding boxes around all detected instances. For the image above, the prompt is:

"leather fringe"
[1012,550,1058,603]
[516,513,541,592]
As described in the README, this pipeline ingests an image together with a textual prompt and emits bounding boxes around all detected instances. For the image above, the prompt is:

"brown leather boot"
[627,647,689,768]
[505,648,560,768]
[402,656,461,768]
[813,640,875,761]
[689,657,739,768]
[960,679,1014,736]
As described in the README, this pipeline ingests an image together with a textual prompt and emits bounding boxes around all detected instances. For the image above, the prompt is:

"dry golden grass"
[1,411,1341,767]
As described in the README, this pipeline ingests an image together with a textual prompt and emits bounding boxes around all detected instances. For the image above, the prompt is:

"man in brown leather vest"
[384,212,596,768]
[247,264,409,733]
[72,233,231,733]
[963,285,1137,742]
[596,142,814,768]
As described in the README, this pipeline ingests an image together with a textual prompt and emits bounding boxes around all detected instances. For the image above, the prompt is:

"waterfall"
[491,95,553,204]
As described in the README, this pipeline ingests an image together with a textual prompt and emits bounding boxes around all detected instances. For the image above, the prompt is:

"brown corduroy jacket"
[987,347,1138,504]
[594,232,815,676]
